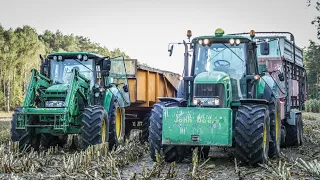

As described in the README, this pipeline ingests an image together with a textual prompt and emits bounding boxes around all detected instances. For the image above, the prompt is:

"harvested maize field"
[0,113,319,180]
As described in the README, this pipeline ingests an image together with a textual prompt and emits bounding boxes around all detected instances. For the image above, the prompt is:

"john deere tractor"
[10,52,130,151]
[148,29,304,165]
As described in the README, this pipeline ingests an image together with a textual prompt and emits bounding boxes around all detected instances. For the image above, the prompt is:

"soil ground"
[0,112,319,179]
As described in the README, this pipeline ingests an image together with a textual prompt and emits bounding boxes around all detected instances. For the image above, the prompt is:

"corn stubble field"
[0,113,319,180]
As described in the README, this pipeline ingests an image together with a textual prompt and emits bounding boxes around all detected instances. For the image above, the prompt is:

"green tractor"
[10,52,130,151]
[148,29,304,165]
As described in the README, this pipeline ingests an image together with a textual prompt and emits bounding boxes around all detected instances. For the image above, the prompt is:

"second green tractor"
[148,29,306,165]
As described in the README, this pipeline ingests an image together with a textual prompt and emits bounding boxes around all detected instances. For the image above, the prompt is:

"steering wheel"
[213,60,230,68]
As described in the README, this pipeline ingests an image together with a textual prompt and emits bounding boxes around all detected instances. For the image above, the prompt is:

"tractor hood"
[194,71,230,84]
[45,84,69,94]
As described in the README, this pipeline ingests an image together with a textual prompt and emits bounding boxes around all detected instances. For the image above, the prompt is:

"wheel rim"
[116,107,122,138]
[101,119,106,143]
[263,123,267,151]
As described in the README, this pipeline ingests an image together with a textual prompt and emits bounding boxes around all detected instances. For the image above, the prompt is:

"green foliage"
[307,0,320,39]
[305,99,320,113]
[304,41,320,100]
[0,24,130,111]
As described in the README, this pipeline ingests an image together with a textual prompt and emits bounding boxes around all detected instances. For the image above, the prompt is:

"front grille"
[194,84,224,97]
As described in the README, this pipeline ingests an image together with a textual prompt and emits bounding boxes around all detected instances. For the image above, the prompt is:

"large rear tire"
[108,96,125,149]
[235,104,270,166]
[149,101,185,162]
[284,114,303,147]
[141,113,151,143]
[80,105,108,150]
[269,98,281,158]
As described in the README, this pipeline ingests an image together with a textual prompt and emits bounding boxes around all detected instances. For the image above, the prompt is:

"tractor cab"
[191,29,257,104]
[40,52,130,108]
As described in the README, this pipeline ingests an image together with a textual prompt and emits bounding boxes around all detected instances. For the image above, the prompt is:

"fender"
[240,99,269,105]
[103,89,114,114]
[256,76,276,103]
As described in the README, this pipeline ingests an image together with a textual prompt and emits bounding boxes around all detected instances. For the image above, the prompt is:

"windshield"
[194,43,247,101]
[50,59,94,87]
[194,43,246,78]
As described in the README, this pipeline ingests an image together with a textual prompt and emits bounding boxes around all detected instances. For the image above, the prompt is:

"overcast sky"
[0,0,319,74]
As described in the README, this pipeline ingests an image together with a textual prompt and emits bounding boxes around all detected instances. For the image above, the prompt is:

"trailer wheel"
[235,104,270,166]
[80,105,108,150]
[141,113,151,142]
[284,114,303,147]
[10,107,23,142]
[269,98,281,158]
[149,101,185,162]
[108,96,125,149]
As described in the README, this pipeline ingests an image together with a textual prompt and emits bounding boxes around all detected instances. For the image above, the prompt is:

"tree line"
[0,25,130,111]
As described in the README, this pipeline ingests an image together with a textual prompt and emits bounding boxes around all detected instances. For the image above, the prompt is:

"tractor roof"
[192,35,252,43]
[47,52,105,59]
[191,28,252,43]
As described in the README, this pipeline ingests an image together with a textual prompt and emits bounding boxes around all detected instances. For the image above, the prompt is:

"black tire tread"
[269,98,281,157]
[108,96,123,149]
[235,104,270,166]
[19,131,40,152]
[10,107,22,142]
[141,113,151,142]
[284,114,303,147]
[149,101,184,162]
[80,105,106,150]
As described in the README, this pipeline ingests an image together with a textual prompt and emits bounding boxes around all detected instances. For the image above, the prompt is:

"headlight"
[194,98,220,106]
[45,101,65,107]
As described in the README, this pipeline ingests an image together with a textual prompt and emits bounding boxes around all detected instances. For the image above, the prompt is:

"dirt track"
[0,113,319,179]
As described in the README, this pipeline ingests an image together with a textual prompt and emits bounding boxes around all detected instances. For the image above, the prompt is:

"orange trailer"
[123,59,181,138]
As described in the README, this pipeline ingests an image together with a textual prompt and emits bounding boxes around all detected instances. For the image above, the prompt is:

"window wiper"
[53,80,63,84]
[74,59,93,72]
[222,43,244,62]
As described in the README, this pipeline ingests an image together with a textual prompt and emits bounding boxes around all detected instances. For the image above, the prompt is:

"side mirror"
[168,45,174,57]
[101,60,111,76]
[40,55,49,77]
[278,72,284,81]
[260,41,270,55]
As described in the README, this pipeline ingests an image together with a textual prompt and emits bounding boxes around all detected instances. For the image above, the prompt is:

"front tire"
[269,98,281,158]
[19,131,40,152]
[10,107,23,142]
[80,105,108,150]
[149,101,185,162]
[235,104,270,166]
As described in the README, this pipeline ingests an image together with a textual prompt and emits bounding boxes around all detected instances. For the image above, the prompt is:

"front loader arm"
[23,69,51,107]
[65,69,91,117]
